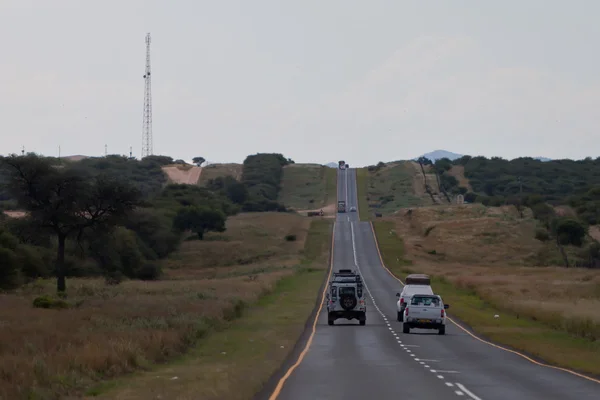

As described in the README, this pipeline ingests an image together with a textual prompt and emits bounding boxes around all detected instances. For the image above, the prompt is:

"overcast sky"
[1,0,599,166]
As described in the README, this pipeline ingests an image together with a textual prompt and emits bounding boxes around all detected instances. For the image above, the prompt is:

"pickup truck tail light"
[405,307,409,314]
[441,309,445,318]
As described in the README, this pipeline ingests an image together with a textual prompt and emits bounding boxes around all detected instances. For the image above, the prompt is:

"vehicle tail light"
[405,307,409,314]
[400,298,404,305]
[359,299,364,305]
[441,309,445,318]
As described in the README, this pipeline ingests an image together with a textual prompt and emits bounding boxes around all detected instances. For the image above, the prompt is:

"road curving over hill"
[265,168,600,400]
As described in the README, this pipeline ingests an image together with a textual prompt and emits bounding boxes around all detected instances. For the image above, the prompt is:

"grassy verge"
[323,167,337,206]
[364,163,426,216]
[356,168,370,221]
[0,213,314,399]
[278,164,333,210]
[197,163,243,185]
[89,218,333,400]
[372,220,600,377]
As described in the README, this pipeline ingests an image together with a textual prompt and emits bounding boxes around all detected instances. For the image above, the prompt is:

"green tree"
[0,154,142,292]
[506,196,524,218]
[192,156,206,167]
[173,206,226,239]
[552,218,586,247]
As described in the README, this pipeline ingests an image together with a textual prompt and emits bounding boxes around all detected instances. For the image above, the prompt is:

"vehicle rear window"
[338,287,355,296]
[410,296,440,306]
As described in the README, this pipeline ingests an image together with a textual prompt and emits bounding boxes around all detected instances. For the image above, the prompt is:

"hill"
[416,149,463,162]
[414,150,554,163]
[362,155,600,225]
[277,163,337,214]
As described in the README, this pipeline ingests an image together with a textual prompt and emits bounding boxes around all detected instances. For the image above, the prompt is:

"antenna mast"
[141,33,153,159]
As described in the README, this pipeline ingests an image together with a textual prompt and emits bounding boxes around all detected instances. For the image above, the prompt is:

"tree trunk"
[556,236,569,268]
[56,233,67,292]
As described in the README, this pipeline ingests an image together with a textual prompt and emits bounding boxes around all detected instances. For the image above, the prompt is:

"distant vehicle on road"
[401,294,449,335]
[396,274,433,322]
[349,206,356,212]
[337,200,346,213]
[327,269,366,325]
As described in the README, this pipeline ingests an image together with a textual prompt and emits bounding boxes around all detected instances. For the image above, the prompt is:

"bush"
[534,228,550,242]
[240,153,289,211]
[32,295,70,309]
[285,234,297,241]
[137,262,162,280]
[0,247,20,289]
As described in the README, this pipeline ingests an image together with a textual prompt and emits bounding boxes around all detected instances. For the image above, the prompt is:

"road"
[271,168,600,400]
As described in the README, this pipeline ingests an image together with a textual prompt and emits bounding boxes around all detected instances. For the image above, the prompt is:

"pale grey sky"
[1,0,599,166]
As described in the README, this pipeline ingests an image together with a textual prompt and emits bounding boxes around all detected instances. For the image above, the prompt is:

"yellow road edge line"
[268,221,336,400]
[368,221,600,385]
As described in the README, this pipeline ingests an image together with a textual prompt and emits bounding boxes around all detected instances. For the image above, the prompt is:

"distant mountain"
[325,162,338,168]
[415,150,463,162]
[533,157,552,162]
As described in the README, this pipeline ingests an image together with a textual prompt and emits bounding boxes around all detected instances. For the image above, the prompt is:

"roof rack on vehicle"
[336,269,355,274]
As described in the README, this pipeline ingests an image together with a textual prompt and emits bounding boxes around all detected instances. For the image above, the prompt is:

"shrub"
[32,295,70,309]
[137,262,163,281]
[534,228,550,242]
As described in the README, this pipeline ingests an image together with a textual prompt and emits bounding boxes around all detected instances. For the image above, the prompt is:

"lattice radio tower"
[141,33,153,158]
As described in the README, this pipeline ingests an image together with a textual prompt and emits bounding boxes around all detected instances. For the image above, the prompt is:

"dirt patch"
[447,165,472,191]
[554,205,577,217]
[2,210,28,219]
[408,161,426,197]
[300,202,337,218]
[589,225,600,242]
[63,155,88,162]
[162,165,202,185]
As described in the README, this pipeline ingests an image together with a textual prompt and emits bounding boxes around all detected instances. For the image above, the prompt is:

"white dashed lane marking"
[348,222,478,399]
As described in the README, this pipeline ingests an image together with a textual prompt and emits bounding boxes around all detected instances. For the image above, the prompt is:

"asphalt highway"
[272,168,600,400]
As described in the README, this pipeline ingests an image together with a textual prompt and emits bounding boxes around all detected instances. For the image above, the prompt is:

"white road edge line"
[455,383,483,400]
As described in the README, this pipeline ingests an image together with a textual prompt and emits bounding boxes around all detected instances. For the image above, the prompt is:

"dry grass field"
[372,204,600,375]
[0,212,331,399]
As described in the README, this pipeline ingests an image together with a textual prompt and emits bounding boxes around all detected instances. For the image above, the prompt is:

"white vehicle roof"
[402,285,433,295]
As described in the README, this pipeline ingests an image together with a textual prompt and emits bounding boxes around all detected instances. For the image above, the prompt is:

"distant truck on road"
[337,200,346,213]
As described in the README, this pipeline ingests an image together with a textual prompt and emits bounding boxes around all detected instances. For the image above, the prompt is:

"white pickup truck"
[402,294,449,335]
[396,274,433,322]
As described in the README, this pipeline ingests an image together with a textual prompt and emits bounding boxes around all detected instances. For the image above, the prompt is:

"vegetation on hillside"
[452,155,600,222]
[198,163,243,185]
[364,162,426,215]
[239,153,292,212]
[278,164,336,210]
[363,156,600,266]
[0,152,297,293]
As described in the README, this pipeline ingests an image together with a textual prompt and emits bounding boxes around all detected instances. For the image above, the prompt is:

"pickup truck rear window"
[410,296,440,306]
